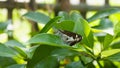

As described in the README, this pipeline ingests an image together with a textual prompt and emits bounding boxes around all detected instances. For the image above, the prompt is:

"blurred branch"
[28,0,39,32]
[6,0,14,40]
[0,2,120,11]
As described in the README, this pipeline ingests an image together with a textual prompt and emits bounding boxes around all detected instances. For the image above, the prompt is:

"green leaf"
[73,18,93,48]
[26,45,39,59]
[93,18,113,29]
[13,46,27,59]
[65,11,94,48]
[70,11,83,22]
[5,40,27,59]
[26,45,60,68]
[0,22,8,30]
[51,48,80,59]
[101,49,120,58]
[58,11,70,21]
[103,34,113,50]
[106,52,120,61]
[35,56,59,68]
[0,43,17,57]
[114,32,120,38]
[95,33,106,43]
[111,41,120,49]
[28,33,65,46]
[0,22,8,33]
[54,20,75,31]
[87,31,94,48]
[87,8,120,22]
[81,55,93,64]
[114,22,120,36]
[86,62,95,68]
[5,40,25,48]
[103,60,118,68]
[6,64,25,68]
[23,11,50,24]
[93,42,101,56]
[40,16,61,33]
[75,18,91,39]
[0,57,16,67]
[65,61,84,68]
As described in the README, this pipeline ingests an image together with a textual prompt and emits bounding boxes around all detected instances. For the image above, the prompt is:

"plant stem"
[97,60,103,68]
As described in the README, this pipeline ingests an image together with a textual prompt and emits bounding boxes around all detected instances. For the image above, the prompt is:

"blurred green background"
[0,0,120,44]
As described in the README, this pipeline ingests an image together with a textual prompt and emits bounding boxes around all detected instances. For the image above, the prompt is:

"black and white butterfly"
[57,30,82,46]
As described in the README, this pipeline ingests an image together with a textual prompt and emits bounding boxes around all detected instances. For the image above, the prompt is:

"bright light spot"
[93,42,101,56]
[0,33,8,43]
[15,0,30,3]
[19,9,27,15]
[7,20,13,30]
[110,0,120,6]
[86,11,96,19]
[0,8,7,21]
[70,0,80,5]
[36,0,45,3]
[103,28,114,35]
[7,24,13,30]
[86,0,105,6]
[93,60,99,67]
[44,0,55,4]
[0,0,6,1]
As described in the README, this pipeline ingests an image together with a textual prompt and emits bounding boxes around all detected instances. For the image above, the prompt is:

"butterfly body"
[57,30,82,46]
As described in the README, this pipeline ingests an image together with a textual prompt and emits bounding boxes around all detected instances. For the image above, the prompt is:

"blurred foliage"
[0,8,120,68]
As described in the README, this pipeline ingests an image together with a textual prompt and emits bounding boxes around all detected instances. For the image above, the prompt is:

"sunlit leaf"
[74,18,93,48]
[75,18,91,38]
[106,52,120,62]
[101,49,120,58]
[93,18,113,30]
[93,42,101,56]
[87,8,120,22]
[23,11,50,24]
[114,22,120,37]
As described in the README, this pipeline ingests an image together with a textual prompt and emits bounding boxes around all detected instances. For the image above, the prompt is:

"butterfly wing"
[58,30,82,46]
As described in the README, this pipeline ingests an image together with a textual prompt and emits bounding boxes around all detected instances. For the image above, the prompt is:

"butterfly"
[57,30,82,46]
